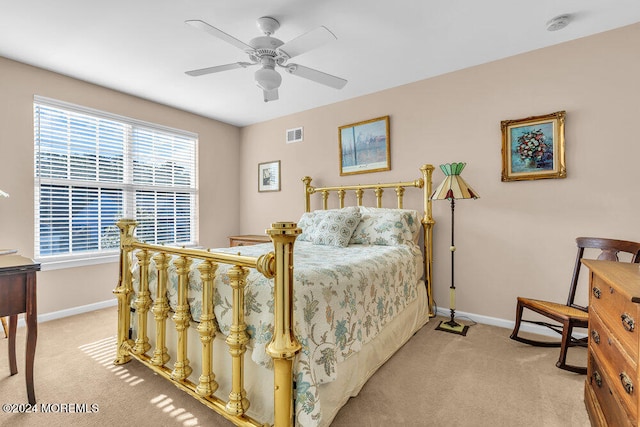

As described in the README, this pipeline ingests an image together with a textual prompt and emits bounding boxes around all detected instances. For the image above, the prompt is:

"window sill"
[35,253,119,271]
[35,243,201,271]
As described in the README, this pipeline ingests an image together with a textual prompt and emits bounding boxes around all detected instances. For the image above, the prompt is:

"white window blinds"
[34,96,198,261]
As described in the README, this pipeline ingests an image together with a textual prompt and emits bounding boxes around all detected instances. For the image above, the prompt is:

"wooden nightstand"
[228,235,271,247]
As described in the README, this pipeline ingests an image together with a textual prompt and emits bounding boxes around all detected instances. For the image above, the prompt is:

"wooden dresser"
[584,259,640,426]
[228,234,271,247]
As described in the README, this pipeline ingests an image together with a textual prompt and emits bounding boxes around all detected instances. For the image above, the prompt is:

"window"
[34,96,198,268]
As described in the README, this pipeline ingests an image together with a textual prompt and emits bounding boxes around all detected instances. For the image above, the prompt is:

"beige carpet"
[0,308,589,426]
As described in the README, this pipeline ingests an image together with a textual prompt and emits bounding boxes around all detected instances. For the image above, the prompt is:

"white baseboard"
[14,299,117,328]
[12,300,584,340]
[435,306,587,339]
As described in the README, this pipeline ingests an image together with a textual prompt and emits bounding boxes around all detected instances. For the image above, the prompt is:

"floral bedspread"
[132,241,422,426]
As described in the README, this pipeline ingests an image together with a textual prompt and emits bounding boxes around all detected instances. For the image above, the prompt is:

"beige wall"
[239,23,640,323]
[3,22,639,324]
[0,57,241,315]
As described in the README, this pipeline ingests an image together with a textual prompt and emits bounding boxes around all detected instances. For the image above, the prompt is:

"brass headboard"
[301,164,435,317]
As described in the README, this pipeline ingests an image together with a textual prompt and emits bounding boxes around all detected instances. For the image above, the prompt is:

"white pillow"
[309,206,361,247]
[349,207,421,246]
[296,211,317,242]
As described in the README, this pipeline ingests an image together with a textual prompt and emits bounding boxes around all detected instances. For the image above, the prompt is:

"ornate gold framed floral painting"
[501,111,566,182]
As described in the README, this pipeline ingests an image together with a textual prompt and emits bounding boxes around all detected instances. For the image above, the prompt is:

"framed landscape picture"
[258,160,280,192]
[339,116,390,176]
[501,111,566,182]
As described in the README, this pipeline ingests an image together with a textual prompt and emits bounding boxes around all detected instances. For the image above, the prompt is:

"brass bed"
[113,164,435,427]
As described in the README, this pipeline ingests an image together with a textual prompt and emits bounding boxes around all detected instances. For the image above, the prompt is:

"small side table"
[0,249,17,337]
[228,235,271,247]
[0,255,40,404]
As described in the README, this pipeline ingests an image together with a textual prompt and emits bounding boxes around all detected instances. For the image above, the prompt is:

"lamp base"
[435,320,469,336]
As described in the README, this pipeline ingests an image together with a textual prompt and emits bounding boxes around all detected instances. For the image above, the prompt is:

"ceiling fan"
[184,17,348,102]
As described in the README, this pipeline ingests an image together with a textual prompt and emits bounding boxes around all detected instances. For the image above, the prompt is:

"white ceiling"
[2,1,640,127]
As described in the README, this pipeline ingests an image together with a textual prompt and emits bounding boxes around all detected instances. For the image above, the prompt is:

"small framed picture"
[501,111,566,182]
[258,160,280,192]
[339,116,390,176]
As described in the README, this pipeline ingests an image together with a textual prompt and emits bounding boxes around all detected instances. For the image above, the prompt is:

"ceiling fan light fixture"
[256,16,280,36]
[255,66,282,91]
[185,16,348,101]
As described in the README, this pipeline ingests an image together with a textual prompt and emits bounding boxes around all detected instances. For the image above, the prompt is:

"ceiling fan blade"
[285,64,347,89]
[263,89,279,102]
[277,26,336,59]
[185,19,254,52]
[185,62,254,77]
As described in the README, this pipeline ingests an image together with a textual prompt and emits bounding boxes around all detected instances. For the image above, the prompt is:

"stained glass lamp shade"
[431,162,479,201]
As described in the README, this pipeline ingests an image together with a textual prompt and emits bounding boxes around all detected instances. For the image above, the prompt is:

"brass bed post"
[266,222,302,427]
[196,260,219,397]
[132,249,151,355]
[225,264,250,416]
[421,164,436,317]
[172,256,193,381]
[114,219,137,365]
[302,176,312,212]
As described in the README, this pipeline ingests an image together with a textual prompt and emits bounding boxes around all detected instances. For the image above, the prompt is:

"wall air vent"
[286,127,303,143]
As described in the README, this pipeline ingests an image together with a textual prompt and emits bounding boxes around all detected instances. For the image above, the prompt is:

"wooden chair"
[510,237,640,374]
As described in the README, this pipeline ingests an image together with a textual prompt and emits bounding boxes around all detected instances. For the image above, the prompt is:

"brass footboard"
[113,219,300,427]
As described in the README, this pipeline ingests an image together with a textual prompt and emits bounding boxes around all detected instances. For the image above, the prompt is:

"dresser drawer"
[591,307,639,420]
[589,351,635,427]
[591,274,640,359]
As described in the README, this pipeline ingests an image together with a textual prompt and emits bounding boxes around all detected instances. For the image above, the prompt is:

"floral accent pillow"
[349,207,420,246]
[309,206,361,247]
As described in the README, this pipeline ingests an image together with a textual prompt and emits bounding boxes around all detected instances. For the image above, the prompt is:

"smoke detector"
[546,15,571,31]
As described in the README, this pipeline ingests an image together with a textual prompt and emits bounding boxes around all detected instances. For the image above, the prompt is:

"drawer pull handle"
[620,372,634,394]
[622,313,635,332]
[591,329,600,344]
[593,371,602,388]
[592,287,601,299]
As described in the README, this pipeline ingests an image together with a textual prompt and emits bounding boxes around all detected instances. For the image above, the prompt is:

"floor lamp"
[431,162,479,336]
